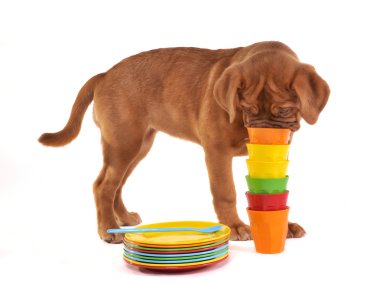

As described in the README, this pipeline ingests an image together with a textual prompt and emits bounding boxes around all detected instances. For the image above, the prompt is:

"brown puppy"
[39,41,329,243]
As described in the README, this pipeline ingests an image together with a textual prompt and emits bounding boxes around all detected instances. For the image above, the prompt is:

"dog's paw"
[287,222,306,238]
[116,212,142,227]
[100,231,124,244]
[229,223,252,241]
[98,222,125,244]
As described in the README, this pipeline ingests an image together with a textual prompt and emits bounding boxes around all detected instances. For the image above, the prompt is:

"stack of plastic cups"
[245,128,292,254]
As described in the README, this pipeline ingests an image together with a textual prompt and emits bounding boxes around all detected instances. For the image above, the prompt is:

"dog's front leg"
[204,148,251,240]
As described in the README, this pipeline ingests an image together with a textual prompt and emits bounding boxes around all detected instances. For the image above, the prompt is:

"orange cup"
[246,207,289,254]
[247,128,291,145]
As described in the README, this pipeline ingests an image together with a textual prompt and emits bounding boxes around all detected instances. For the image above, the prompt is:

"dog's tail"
[38,73,105,147]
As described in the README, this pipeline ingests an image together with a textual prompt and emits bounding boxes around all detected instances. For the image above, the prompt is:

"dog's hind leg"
[93,125,148,244]
[113,128,157,227]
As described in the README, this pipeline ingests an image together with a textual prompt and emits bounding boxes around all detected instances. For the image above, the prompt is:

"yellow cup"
[246,159,289,178]
[246,144,289,161]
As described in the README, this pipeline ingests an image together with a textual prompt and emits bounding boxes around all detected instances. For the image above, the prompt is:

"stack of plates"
[123,221,230,271]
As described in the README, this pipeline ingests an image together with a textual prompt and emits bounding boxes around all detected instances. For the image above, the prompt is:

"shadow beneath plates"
[124,256,230,275]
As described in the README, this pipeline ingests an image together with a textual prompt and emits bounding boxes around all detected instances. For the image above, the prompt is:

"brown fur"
[39,41,329,243]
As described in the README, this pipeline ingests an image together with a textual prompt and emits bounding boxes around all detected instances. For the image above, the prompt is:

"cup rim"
[245,190,289,197]
[245,175,289,181]
[246,127,291,131]
[246,143,290,148]
[246,206,290,213]
[246,159,289,164]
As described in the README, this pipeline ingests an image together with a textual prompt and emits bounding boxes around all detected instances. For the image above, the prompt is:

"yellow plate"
[123,252,229,267]
[125,236,229,248]
[124,221,230,246]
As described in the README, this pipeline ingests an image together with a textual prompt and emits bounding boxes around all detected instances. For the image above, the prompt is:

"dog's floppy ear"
[292,65,330,124]
[213,65,244,123]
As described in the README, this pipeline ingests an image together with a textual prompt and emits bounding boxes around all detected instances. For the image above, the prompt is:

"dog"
[39,41,330,243]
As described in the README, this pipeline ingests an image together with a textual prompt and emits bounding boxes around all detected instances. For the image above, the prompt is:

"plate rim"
[124,240,229,254]
[124,253,229,268]
[124,221,230,246]
[124,246,229,261]
[124,235,229,248]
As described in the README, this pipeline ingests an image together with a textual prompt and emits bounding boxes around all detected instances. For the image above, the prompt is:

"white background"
[1,0,380,283]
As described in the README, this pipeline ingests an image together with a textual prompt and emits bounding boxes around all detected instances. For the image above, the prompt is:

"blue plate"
[123,243,228,258]
[124,247,228,261]
[123,250,228,264]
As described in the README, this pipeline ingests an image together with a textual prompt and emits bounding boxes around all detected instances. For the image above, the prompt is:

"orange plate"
[125,236,229,248]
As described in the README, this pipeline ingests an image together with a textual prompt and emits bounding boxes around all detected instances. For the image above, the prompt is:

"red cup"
[245,191,289,211]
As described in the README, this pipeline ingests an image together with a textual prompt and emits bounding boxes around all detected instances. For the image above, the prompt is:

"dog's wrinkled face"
[240,86,301,132]
[214,52,330,132]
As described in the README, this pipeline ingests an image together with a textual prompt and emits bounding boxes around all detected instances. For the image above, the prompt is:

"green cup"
[246,175,289,194]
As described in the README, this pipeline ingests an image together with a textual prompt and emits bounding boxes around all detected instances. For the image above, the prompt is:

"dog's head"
[213,50,330,131]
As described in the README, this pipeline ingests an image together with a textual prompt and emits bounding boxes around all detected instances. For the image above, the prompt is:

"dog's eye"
[277,107,293,117]
[279,108,290,115]
[242,105,259,115]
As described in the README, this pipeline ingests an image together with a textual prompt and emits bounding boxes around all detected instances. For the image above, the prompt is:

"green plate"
[124,247,229,261]
[124,238,228,251]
